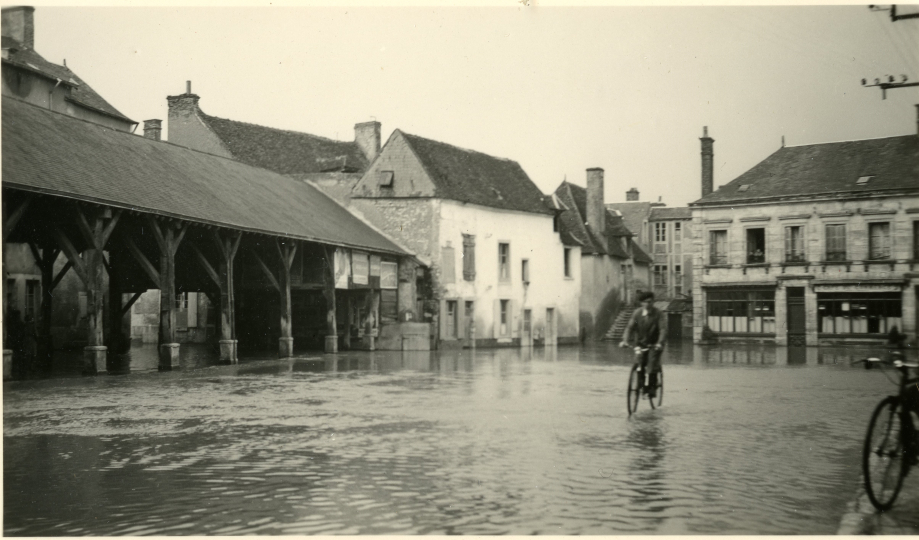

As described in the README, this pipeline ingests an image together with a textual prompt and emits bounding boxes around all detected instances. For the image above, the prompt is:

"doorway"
[786,287,806,346]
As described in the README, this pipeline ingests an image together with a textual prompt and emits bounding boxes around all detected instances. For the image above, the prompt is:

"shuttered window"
[709,230,727,265]
[784,226,805,262]
[868,222,891,260]
[462,234,476,281]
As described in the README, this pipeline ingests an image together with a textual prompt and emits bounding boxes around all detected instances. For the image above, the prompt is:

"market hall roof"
[197,111,370,175]
[2,96,408,256]
[1,36,135,125]
[692,135,919,206]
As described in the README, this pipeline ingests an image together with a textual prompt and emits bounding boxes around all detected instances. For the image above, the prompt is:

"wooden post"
[105,248,131,371]
[148,216,186,371]
[322,246,337,353]
[212,230,241,363]
[28,242,60,372]
[276,239,297,358]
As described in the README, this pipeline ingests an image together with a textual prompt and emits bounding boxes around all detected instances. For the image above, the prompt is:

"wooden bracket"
[122,234,161,287]
[121,291,144,317]
[189,241,221,288]
[52,225,90,286]
[251,249,281,292]
[3,193,34,243]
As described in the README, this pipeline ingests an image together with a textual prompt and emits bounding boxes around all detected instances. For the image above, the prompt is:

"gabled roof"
[650,206,692,220]
[629,238,654,264]
[400,131,553,215]
[2,96,407,256]
[2,37,134,124]
[553,181,631,258]
[197,111,369,175]
[605,201,663,246]
[693,135,919,206]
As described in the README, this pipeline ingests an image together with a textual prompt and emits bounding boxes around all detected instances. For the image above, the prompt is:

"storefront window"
[817,292,901,334]
[706,290,775,334]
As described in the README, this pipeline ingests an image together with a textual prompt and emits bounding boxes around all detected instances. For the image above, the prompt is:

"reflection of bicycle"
[853,354,919,511]
[624,345,663,416]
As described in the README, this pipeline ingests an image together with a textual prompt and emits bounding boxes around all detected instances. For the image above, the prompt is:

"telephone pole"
[862,5,919,99]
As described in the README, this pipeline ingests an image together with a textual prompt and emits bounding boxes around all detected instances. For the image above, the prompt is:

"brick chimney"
[355,121,381,162]
[2,6,35,49]
[700,126,714,197]
[143,119,162,141]
[586,168,605,237]
[626,188,639,201]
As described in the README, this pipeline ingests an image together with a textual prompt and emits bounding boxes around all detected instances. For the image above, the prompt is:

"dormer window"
[738,184,751,192]
[856,176,873,185]
[379,170,394,187]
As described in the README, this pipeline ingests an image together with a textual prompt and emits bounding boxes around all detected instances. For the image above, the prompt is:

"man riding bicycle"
[619,291,667,398]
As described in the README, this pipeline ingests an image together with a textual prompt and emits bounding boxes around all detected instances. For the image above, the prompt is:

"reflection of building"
[691,122,919,346]
[553,169,653,339]
[351,130,580,347]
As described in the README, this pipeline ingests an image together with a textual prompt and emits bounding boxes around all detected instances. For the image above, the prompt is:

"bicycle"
[624,345,664,416]
[853,352,919,511]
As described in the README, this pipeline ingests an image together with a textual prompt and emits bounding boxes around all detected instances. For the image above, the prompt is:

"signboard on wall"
[814,284,902,293]
[381,261,398,289]
[334,249,351,289]
[352,251,369,285]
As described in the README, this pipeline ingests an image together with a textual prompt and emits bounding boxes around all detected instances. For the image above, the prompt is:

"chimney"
[586,168,605,237]
[626,188,639,201]
[166,80,201,143]
[143,119,162,141]
[354,121,381,162]
[2,6,35,49]
[700,126,715,197]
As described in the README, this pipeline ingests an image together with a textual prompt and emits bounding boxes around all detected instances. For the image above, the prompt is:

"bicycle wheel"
[863,396,907,511]
[627,364,641,416]
[648,369,663,409]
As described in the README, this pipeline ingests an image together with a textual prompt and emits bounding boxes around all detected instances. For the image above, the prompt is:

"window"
[653,265,668,286]
[498,243,510,281]
[521,259,530,284]
[553,215,559,232]
[500,299,509,336]
[784,226,805,262]
[563,248,571,278]
[378,170,394,187]
[25,280,38,320]
[523,309,532,333]
[707,290,776,334]
[746,228,765,264]
[674,265,683,296]
[825,224,847,261]
[674,222,682,242]
[818,292,901,334]
[381,289,397,322]
[445,300,458,338]
[175,292,188,310]
[709,230,728,265]
[380,261,398,289]
[868,222,891,260]
[654,222,667,243]
[462,234,476,281]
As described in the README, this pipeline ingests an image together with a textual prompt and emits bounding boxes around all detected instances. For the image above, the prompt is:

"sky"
[27,3,919,207]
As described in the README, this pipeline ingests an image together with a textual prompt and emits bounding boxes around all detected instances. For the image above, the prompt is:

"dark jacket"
[623,306,667,348]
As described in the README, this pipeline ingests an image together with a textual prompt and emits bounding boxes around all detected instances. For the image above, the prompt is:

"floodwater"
[3,342,909,535]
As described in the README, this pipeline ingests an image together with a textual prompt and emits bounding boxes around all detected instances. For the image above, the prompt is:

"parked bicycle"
[853,352,919,511]
[625,346,664,416]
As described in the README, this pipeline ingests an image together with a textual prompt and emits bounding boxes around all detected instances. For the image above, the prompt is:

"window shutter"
[784,227,791,260]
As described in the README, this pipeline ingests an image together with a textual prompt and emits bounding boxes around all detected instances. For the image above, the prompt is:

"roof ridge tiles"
[197,110,355,145]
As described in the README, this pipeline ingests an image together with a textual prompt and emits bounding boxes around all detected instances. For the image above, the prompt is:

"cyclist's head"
[638,291,654,305]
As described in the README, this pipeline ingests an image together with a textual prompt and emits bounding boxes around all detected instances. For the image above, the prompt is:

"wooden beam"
[172,222,188,256]
[276,238,298,270]
[147,215,167,254]
[50,261,72,291]
[3,194,33,243]
[122,234,161,287]
[74,205,98,249]
[189,241,221,287]
[52,225,90,286]
[28,241,43,266]
[121,291,143,317]
[101,209,123,247]
[251,249,281,292]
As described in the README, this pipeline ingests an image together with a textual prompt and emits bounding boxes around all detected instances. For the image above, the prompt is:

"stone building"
[162,87,427,351]
[691,121,919,346]
[351,130,580,347]
[2,6,137,363]
[553,169,653,339]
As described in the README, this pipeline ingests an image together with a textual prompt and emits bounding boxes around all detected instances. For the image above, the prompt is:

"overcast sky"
[30,4,919,207]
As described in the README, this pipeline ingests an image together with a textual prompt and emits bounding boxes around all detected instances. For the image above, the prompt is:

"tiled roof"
[694,135,919,206]
[2,97,407,256]
[629,238,653,264]
[401,132,553,215]
[2,38,134,124]
[650,206,692,220]
[553,181,631,258]
[605,201,661,247]
[198,112,369,175]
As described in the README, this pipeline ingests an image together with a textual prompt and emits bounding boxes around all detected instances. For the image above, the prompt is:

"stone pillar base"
[158,343,180,371]
[279,337,294,358]
[83,345,107,375]
[232,340,239,363]
[362,334,375,351]
[325,335,338,353]
[3,349,12,380]
[219,339,235,364]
